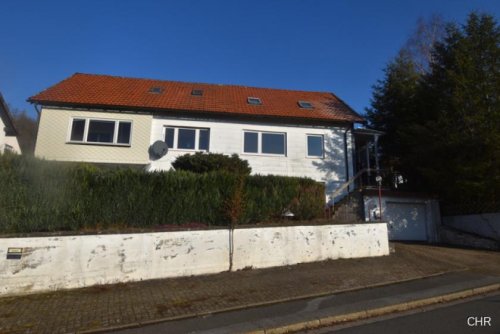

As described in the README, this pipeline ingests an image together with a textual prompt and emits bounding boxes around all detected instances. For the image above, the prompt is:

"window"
[149,87,164,94]
[243,131,286,156]
[70,119,85,141]
[69,118,132,145]
[165,127,175,148]
[199,129,210,150]
[117,122,131,144]
[191,89,203,96]
[307,135,324,158]
[262,133,285,154]
[244,132,258,153]
[178,128,196,149]
[164,127,210,151]
[298,101,314,109]
[247,97,262,105]
[88,120,115,143]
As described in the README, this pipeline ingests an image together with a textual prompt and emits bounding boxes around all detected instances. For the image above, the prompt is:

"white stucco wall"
[0,223,388,296]
[148,116,355,198]
[0,230,229,296]
[232,224,389,270]
[442,213,500,241]
[364,194,440,242]
[0,114,21,154]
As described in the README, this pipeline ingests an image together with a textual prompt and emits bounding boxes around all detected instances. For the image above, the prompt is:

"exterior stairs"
[329,190,365,223]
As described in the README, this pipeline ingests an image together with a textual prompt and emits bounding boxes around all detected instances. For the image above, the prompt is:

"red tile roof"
[28,73,364,123]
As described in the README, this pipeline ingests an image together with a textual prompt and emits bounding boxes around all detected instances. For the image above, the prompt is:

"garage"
[363,191,439,242]
[385,202,427,241]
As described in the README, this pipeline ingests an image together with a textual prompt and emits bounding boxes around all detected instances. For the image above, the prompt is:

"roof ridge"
[72,72,333,95]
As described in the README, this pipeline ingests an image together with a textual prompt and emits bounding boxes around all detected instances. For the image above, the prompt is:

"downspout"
[33,104,41,117]
[343,126,351,193]
[374,134,380,173]
[32,104,42,155]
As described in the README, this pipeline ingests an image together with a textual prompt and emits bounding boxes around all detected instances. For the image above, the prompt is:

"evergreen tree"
[366,51,421,182]
[368,12,500,211]
[416,12,500,208]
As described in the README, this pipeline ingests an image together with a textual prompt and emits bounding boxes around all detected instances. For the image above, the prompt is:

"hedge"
[0,153,325,233]
[172,152,251,175]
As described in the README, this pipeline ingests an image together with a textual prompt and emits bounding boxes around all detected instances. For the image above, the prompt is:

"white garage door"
[386,202,427,241]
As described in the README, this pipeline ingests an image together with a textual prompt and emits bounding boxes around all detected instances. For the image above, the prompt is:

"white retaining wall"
[0,223,389,296]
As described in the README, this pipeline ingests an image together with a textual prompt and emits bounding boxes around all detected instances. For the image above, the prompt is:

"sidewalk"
[111,271,500,334]
[1,243,499,334]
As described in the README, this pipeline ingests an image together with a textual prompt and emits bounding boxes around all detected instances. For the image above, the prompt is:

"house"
[0,92,21,154]
[29,73,365,200]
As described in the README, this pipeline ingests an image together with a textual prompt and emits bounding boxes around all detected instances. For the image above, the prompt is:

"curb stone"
[253,283,500,334]
[82,272,459,334]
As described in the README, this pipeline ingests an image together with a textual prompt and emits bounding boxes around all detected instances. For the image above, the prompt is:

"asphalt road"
[108,273,500,334]
[316,293,500,334]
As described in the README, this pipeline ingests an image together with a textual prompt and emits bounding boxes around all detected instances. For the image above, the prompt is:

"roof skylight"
[191,89,203,96]
[298,101,314,109]
[148,87,164,94]
[247,97,262,105]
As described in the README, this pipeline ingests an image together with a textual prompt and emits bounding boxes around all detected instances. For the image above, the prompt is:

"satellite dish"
[149,140,168,160]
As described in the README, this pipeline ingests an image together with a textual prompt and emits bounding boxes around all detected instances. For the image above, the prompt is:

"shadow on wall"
[312,130,347,203]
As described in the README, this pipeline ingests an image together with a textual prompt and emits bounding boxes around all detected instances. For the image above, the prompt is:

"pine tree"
[367,12,500,212]
[366,51,421,182]
[417,12,500,208]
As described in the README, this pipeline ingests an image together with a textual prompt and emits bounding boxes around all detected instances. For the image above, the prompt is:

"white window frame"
[306,134,325,158]
[67,117,133,146]
[242,130,287,156]
[163,126,210,152]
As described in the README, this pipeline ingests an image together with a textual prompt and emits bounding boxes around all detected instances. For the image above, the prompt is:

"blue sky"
[1,0,499,118]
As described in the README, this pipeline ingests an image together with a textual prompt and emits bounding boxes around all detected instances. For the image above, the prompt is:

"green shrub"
[243,175,325,223]
[0,154,324,233]
[172,152,251,175]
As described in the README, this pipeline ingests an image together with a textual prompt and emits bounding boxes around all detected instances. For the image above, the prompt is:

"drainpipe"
[33,104,41,117]
[374,134,380,173]
[343,127,351,193]
[32,104,42,155]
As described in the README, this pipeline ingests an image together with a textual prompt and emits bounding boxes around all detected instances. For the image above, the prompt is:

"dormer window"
[149,87,164,94]
[247,97,262,105]
[298,101,314,109]
[191,89,203,96]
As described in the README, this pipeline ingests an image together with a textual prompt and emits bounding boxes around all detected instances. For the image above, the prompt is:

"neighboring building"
[29,73,364,199]
[0,92,21,154]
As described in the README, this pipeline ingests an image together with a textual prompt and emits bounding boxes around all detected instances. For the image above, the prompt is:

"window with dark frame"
[191,89,203,96]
